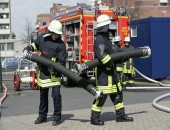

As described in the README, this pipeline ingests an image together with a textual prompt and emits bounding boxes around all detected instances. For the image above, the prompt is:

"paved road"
[1,72,170,130]
[1,72,170,117]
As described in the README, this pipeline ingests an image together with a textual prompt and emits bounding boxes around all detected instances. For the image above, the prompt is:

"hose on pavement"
[134,67,170,113]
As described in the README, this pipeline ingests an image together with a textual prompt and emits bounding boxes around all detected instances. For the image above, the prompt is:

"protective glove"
[23,45,33,53]
[48,64,57,75]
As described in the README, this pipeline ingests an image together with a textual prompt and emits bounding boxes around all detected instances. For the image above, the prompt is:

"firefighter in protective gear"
[122,37,135,87]
[90,14,133,126]
[23,20,66,126]
[113,35,123,84]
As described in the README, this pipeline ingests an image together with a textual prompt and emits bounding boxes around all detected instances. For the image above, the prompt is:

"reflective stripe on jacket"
[122,45,135,74]
[123,58,133,73]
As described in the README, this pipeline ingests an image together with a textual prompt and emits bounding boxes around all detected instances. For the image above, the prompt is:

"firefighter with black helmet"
[122,37,135,88]
[90,14,133,126]
[23,20,66,126]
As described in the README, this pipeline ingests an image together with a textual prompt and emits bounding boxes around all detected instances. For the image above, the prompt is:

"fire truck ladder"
[86,20,95,77]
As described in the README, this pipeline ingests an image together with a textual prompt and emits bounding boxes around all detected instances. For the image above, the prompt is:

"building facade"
[0,39,26,61]
[0,0,26,62]
[36,14,51,27]
[0,0,11,39]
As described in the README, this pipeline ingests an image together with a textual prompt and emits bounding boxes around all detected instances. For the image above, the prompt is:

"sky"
[11,0,91,39]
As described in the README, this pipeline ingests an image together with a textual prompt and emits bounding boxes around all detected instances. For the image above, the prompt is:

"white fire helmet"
[124,37,130,42]
[114,36,122,42]
[97,14,111,28]
[48,20,62,34]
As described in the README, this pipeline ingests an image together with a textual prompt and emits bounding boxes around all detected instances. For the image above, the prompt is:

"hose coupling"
[139,46,151,58]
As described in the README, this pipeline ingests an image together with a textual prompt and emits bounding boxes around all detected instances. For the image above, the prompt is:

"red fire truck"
[37,5,130,86]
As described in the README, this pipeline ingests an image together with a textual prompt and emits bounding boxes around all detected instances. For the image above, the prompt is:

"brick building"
[100,0,170,20]
[36,3,71,28]
[36,14,51,27]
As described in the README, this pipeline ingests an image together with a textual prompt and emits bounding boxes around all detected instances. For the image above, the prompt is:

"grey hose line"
[152,93,170,113]
[0,84,8,119]
[134,67,170,87]
[134,67,170,112]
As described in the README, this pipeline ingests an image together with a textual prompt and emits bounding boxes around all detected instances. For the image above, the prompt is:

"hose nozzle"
[23,51,32,60]
[90,86,102,99]
[73,63,88,74]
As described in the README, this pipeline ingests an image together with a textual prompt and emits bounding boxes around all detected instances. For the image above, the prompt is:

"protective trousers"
[39,86,61,120]
[122,73,134,86]
[91,90,125,119]
[117,70,123,85]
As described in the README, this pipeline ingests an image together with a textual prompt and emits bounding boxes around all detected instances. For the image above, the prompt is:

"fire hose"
[23,51,102,99]
[72,45,170,112]
[134,67,170,113]
[23,47,150,99]
[73,46,151,74]
[0,84,8,118]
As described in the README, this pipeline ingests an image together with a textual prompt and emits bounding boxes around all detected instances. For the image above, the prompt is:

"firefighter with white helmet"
[113,35,122,51]
[23,20,66,126]
[90,14,133,126]
[124,36,130,42]
[48,20,62,34]
[113,35,123,85]
[122,36,135,88]
[114,35,122,42]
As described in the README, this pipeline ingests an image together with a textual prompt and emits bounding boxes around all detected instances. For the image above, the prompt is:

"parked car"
[2,57,33,72]
[1,58,15,69]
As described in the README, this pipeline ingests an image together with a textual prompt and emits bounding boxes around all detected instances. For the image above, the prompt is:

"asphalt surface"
[1,72,170,129]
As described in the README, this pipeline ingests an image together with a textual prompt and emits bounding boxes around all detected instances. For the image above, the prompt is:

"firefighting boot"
[116,114,133,122]
[35,117,47,124]
[91,111,104,125]
[52,120,61,126]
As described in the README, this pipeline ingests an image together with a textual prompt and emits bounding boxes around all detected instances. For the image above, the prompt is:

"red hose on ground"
[0,84,8,104]
[0,84,8,118]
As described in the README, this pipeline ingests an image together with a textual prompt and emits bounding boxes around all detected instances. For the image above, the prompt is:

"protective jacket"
[122,45,135,74]
[29,33,67,88]
[94,25,121,94]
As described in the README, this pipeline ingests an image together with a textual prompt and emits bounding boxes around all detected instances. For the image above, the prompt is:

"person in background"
[122,37,135,88]
[113,36,123,85]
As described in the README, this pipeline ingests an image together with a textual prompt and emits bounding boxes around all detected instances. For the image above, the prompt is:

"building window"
[0,43,6,51]
[0,24,9,29]
[7,43,14,51]
[43,22,46,26]
[0,3,8,9]
[131,26,137,37]
[0,13,9,19]
[160,0,168,3]
[0,35,9,39]
[160,0,168,6]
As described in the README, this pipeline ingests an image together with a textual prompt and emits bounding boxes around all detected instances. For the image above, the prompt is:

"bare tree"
[111,0,143,21]
[12,32,16,39]
[21,18,34,45]
[128,1,143,21]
